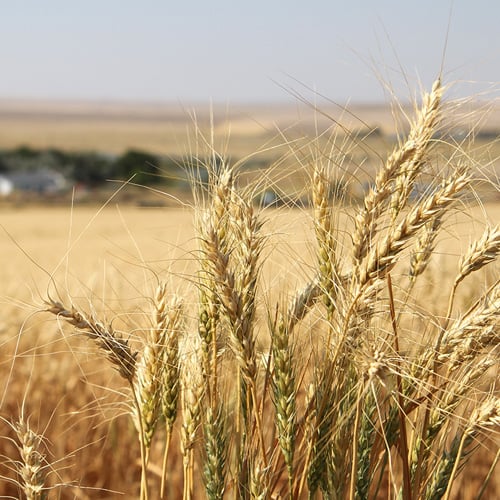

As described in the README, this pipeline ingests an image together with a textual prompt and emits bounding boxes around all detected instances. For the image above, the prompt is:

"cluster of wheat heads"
[3,78,499,499]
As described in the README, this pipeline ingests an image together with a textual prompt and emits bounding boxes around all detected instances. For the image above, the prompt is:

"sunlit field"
[1,199,499,498]
[1,83,500,499]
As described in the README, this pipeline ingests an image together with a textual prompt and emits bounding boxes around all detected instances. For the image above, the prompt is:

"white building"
[0,175,13,196]
[7,169,67,194]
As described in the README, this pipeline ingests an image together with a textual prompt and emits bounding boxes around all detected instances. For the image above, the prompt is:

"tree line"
[0,146,184,187]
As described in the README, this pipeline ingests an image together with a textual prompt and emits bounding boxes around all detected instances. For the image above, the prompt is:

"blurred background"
[0,0,499,203]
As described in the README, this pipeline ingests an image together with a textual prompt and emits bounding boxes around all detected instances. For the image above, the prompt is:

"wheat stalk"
[197,162,234,404]
[313,162,341,318]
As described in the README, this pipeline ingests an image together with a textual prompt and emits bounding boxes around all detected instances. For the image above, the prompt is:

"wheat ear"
[271,311,297,492]
[438,282,500,370]
[455,225,500,287]
[203,405,228,500]
[352,78,442,267]
[180,336,204,500]
[46,299,137,383]
[15,419,47,500]
[313,161,340,318]
[356,169,469,289]
[134,284,169,456]
[409,215,442,282]
[197,163,233,404]
[427,398,500,500]
[389,78,443,221]
[159,294,183,498]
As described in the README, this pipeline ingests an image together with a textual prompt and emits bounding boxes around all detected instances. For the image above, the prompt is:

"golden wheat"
[1,79,499,499]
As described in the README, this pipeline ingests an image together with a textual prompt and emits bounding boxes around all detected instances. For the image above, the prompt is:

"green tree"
[113,149,160,185]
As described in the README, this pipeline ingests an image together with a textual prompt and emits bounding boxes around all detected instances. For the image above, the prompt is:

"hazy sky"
[1,0,499,104]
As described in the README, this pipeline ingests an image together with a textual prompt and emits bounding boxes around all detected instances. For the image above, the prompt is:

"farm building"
[0,175,13,196]
[6,168,67,194]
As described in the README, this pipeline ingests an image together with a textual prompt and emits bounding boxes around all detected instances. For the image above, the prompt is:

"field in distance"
[1,97,499,158]
[1,98,499,207]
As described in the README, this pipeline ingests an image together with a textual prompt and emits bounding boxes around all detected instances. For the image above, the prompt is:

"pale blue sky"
[1,1,499,103]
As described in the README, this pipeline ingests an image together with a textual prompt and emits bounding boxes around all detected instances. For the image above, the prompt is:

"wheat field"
[1,80,500,499]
